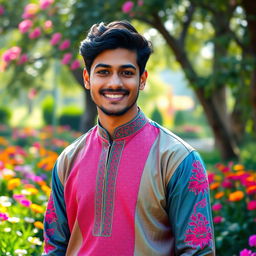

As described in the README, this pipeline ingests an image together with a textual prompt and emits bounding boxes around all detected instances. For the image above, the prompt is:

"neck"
[98,106,139,138]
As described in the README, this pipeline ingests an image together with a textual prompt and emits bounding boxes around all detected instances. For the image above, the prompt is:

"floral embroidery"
[45,194,57,224]
[43,228,55,253]
[184,198,213,249]
[188,160,209,195]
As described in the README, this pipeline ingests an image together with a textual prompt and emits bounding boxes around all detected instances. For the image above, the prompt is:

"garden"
[1,0,256,255]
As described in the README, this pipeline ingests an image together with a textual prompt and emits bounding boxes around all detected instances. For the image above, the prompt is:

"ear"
[83,68,90,89]
[139,70,148,90]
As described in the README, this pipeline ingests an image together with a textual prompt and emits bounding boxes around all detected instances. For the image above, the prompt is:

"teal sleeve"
[166,151,215,255]
[42,163,70,255]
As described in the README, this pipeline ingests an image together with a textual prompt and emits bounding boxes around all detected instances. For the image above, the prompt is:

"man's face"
[83,48,147,117]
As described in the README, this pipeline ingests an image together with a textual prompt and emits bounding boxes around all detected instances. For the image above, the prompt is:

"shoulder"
[148,120,197,183]
[56,126,96,184]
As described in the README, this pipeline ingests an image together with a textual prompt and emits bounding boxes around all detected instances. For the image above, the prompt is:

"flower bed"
[0,125,255,255]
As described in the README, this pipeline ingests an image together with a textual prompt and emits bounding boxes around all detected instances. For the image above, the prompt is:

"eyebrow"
[94,63,137,70]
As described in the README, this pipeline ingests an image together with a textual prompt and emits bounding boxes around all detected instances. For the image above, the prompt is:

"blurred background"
[0,0,256,255]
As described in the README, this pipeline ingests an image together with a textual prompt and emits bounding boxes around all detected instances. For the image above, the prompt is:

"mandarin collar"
[97,110,148,141]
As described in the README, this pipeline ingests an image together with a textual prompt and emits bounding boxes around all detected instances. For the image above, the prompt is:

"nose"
[107,72,123,88]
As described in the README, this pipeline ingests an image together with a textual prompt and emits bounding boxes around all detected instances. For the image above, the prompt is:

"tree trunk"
[149,12,238,160]
[71,68,97,132]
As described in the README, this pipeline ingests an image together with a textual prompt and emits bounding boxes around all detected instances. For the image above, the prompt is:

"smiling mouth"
[100,89,129,100]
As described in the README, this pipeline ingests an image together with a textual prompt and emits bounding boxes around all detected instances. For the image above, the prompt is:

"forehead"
[91,48,138,69]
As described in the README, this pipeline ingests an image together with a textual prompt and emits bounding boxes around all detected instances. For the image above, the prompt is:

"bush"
[151,107,163,125]
[0,106,11,125]
[42,96,54,125]
[59,105,83,131]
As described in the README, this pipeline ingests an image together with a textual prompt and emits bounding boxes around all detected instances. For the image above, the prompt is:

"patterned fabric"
[42,111,215,256]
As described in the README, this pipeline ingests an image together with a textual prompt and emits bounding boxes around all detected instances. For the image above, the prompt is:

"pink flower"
[18,19,33,34]
[137,0,143,6]
[20,199,32,207]
[28,88,37,99]
[0,5,5,15]
[213,216,223,224]
[222,178,233,188]
[0,212,8,221]
[59,39,71,50]
[249,235,256,247]
[247,201,256,211]
[212,203,222,211]
[50,32,62,45]
[207,172,215,184]
[17,54,29,65]
[44,20,53,30]
[13,194,25,201]
[29,27,41,39]
[61,53,72,65]
[40,0,54,10]
[240,249,255,256]
[70,59,81,70]
[22,3,39,19]
[122,1,134,13]
[2,46,21,63]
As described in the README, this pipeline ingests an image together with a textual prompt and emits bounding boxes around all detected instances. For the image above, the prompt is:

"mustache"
[100,88,129,94]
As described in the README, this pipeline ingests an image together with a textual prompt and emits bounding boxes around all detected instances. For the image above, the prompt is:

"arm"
[166,151,215,255]
[42,163,70,255]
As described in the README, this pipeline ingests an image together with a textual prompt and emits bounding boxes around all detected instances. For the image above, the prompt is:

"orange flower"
[229,191,244,202]
[210,182,220,190]
[215,191,225,199]
[34,221,44,229]
[0,136,8,146]
[30,204,44,213]
[7,178,21,190]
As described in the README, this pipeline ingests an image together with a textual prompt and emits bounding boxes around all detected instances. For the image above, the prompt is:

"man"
[43,20,215,255]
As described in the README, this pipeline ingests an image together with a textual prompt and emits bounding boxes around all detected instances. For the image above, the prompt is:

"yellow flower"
[34,221,44,229]
[41,185,51,197]
[26,187,39,195]
[30,204,44,214]
[233,164,244,171]
[7,178,21,190]
[229,191,244,202]
[2,168,15,180]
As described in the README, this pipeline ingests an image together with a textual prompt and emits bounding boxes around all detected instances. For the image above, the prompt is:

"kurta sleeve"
[166,151,215,255]
[42,163,70,255]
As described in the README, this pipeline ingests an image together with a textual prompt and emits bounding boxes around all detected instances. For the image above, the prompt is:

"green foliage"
[58,105,83,131]
[151,107,163,125]
[240,142,256,169]
[0,106,11,125]
[41,96,54,125]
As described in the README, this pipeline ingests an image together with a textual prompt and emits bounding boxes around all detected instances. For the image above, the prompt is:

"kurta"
[42,110,215,256]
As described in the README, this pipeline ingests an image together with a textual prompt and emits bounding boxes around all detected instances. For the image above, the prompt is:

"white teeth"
[105,94,123,99]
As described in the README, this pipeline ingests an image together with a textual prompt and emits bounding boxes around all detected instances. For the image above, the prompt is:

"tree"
[1,0,255,160]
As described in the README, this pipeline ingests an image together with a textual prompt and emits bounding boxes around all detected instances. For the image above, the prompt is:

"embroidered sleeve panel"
[166,151,215,255]
[57,131,91,185]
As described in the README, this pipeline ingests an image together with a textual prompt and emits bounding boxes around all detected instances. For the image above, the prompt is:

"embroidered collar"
[97,110,148,141]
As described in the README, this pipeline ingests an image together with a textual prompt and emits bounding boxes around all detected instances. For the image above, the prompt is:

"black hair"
[79,20,153,75]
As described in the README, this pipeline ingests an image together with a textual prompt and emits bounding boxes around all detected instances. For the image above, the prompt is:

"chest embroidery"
[93,140,125,236]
